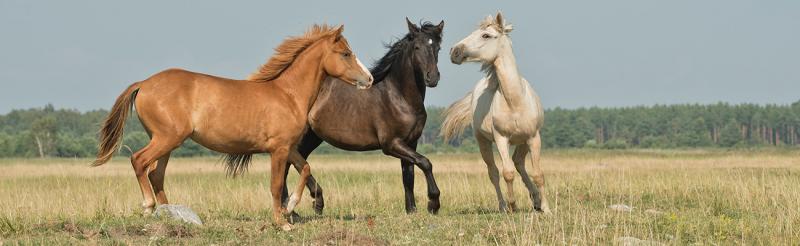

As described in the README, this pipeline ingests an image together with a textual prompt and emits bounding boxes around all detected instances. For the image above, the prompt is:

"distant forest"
[1,101,799,158]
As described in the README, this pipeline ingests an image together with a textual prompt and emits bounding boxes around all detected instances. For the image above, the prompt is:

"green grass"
[1,150,799,244]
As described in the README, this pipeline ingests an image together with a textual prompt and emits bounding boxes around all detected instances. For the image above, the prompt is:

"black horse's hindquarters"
[279,20,444,215]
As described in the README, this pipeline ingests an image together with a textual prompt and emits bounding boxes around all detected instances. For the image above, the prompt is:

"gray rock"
[154,204,203,225]
[609,204,634,212]
[615,236,663,246]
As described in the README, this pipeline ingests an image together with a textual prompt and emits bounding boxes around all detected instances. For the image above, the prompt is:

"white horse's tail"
[441,92,474,142]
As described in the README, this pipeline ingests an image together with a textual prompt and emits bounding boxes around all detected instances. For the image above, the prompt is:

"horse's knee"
[300,164,311,176]
[417,157,433,171]
[502,170,515,182]
[532,174,545,186]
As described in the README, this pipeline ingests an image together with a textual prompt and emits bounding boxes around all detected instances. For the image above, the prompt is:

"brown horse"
[91,25,373,230]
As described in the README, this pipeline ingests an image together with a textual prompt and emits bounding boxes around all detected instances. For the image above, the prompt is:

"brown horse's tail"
[440,91,474,142]
[92,82,141,166]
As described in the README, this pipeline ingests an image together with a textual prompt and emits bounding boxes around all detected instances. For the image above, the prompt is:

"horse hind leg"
[149,152,172,205]
[528,133,551,213]
[131,136,182,214]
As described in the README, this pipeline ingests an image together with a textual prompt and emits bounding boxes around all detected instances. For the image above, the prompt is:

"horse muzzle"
[425,71,440,88]
[450,45,466,65]
[356,76,373,90]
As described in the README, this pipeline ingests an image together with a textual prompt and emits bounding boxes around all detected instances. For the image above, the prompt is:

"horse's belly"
[189,128,267,154]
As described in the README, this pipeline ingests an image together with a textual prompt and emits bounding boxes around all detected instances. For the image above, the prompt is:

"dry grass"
[0,149,799,244]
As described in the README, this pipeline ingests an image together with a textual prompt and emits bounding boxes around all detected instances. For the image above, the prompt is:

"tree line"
[1,101,799,158]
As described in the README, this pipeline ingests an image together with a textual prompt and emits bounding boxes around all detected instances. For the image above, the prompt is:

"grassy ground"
[1,149,799,245]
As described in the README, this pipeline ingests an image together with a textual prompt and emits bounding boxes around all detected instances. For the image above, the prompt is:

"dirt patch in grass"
[312,229,388,246]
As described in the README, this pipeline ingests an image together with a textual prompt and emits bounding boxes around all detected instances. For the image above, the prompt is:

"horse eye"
[343,52,351,57]
[482,33,491,39]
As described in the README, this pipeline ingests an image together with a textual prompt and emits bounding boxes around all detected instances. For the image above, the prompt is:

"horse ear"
[333,25,344,41]
[436,20,445,32]
[406,17,419,35]
[495,11,505,30]
[495,12,512,34]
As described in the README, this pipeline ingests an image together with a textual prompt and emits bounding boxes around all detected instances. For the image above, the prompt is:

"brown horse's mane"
[247,24,339,82]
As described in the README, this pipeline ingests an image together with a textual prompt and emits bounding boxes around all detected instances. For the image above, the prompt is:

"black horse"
[281,18,444,214]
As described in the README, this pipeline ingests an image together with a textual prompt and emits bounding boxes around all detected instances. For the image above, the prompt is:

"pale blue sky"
[1,0,798,113]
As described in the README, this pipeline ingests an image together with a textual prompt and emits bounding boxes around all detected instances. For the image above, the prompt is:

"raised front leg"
[476,134,507,211]
[384,139,441,214]
[281,130,325,215]
[285,150,312,214]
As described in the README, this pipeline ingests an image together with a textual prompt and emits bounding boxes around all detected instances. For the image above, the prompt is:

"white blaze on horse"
[442,12,550,213]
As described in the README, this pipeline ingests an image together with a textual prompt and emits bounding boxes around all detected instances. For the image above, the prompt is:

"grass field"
[1,149,799,245]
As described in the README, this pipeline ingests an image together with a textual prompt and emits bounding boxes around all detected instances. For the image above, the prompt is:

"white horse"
[442,12,550,213]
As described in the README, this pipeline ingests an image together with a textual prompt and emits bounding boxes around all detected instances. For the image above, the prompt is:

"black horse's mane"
[370,22,442,83]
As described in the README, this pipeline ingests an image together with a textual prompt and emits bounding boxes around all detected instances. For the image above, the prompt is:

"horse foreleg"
[400,159,417,214]
[285,150,312,214]
[385,139,441,214]
[281,130,325,215]
[493,134,518,212]
[269,146,292,231]
[477,135,506,211]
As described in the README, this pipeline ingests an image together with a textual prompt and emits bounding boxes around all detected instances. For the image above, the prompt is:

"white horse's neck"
[484,38,529,109]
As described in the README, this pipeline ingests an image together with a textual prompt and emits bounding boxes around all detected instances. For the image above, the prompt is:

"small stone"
[609,204,634,212]
[615,236,663,246]
[154,204,203,225]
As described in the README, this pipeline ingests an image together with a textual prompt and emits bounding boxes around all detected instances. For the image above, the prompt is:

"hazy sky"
[1,0,798,113]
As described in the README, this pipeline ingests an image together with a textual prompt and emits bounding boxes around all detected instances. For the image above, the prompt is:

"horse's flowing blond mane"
[247,25,339,82]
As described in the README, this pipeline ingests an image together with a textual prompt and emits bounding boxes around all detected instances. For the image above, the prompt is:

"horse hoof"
[280,223,294,231]
[405,205,418,214]
[312,198,324,215]
[427,201,440,215]
[286,211,301,224]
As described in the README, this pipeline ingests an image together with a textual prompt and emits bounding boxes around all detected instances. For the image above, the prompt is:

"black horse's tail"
[223,154,253,177]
